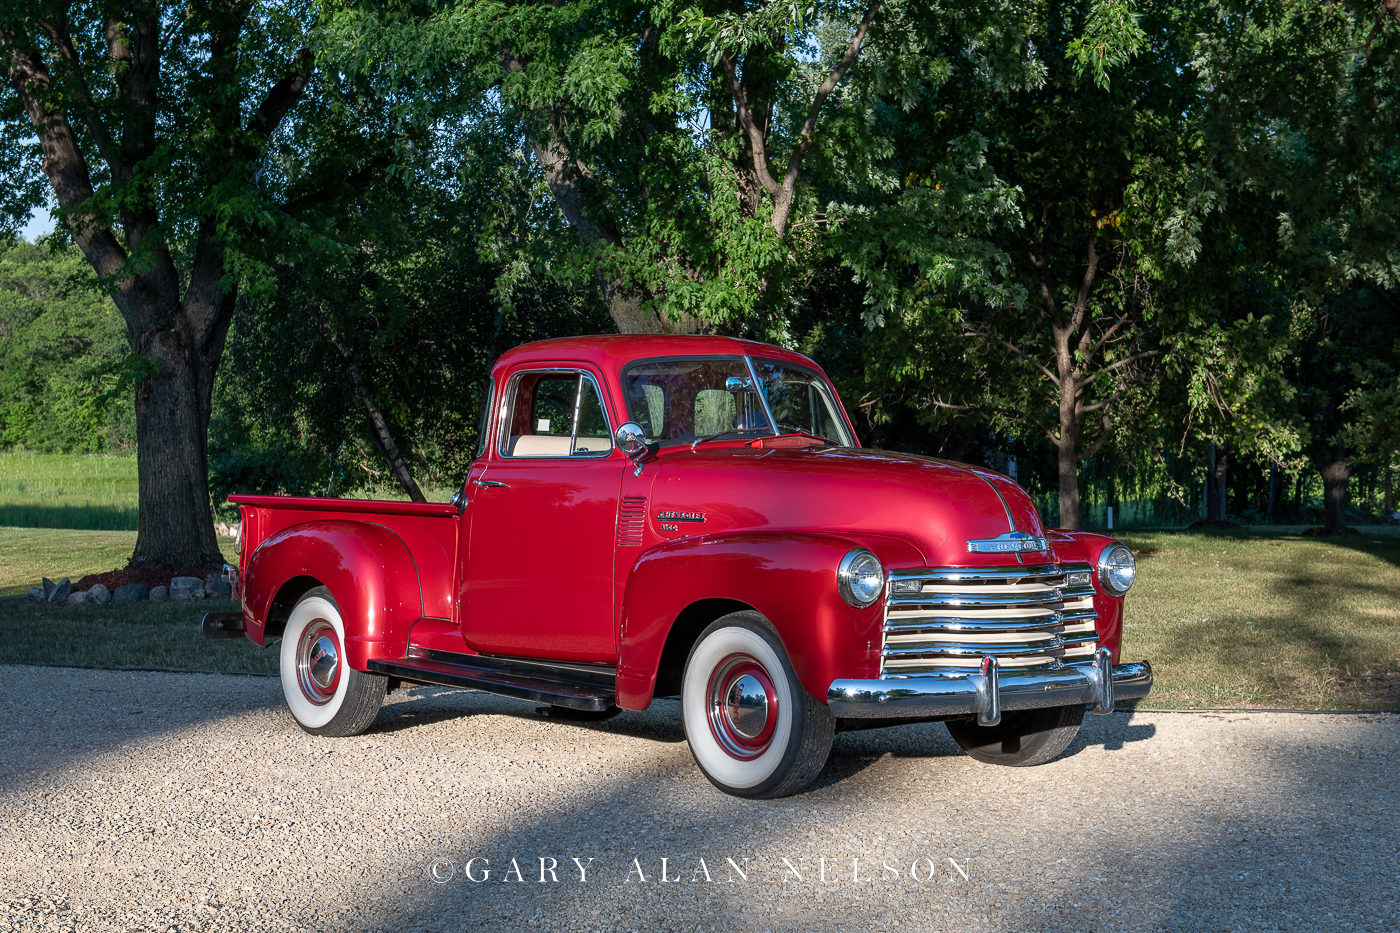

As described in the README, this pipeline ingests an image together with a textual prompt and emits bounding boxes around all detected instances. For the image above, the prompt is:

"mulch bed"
[75,564,224,590]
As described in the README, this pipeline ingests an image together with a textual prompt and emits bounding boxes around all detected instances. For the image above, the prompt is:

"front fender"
[1050,530,1125,662]
[242,520,424,669]
[616,532,923,710]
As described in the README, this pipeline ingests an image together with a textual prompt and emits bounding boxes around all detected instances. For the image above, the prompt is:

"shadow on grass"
[0,595,278,673]
[0,504,138,530]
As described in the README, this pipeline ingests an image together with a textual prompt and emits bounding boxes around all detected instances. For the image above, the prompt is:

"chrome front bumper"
[827,651,1152,726]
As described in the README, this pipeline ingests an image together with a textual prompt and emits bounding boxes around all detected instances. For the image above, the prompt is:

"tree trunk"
[1267,460,1282,524]
[1206,441,1229,522]
[1319,456,1353,535]
[1057,429,1081,530]
[602,279,702,335]
[130,319,225,569]
[1385,461,1393,516]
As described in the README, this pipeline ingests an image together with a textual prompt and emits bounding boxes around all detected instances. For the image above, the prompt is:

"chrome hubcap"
[724,675,769,738]
[296,621,341,705]
[707,655,778,760]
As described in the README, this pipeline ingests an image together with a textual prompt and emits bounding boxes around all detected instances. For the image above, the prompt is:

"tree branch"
[35,15,126,180]
[769,0,884,236]
[963,322,1062,388]
[317,311,427,503]
[247,48,314,143]
[717,53,782,199]
[1,24,129,283]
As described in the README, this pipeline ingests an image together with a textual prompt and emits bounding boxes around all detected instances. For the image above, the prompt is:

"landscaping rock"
[27,586,43,601]
[48,578,73,604]
[205,573,232,600]
[66,590,89,606]
[169,577,204,601]
[113,583,149,604]
[86,583,112,605]
[42,577,55,599]
[149,585,169,602]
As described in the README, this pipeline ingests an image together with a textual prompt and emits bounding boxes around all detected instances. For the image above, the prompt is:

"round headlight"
[1097,543,1137,596]
[837,548,884,608]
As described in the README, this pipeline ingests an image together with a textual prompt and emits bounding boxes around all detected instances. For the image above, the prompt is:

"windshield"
[621,356,853,447]
[748,358,855,446]
[622,358,771,446]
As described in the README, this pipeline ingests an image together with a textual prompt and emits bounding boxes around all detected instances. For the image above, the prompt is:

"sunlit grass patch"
[1119,530,1400,710]
[0,451,139,529]
[0,527,239,596]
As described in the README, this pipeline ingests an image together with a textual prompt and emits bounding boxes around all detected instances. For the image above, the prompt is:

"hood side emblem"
[657,511,705,523]
[966,531,1048,554]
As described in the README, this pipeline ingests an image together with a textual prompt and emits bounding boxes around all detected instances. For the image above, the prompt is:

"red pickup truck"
[208,335,1151,798]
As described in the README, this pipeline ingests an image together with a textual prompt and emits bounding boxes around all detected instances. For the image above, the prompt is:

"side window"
[500,371,614,458]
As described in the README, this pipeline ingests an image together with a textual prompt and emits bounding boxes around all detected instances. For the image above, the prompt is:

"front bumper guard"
[827,650,1152,726]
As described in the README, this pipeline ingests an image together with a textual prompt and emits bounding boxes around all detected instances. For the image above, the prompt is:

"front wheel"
[944,704,1085,766]
[682,612,834,798]
[279,586,386,737]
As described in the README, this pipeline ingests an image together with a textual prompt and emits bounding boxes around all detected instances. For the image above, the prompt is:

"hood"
[647,445,1050,568]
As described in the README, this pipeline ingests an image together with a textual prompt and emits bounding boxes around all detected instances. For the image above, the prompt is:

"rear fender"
[242,520,424,669]
[616,533,923,710]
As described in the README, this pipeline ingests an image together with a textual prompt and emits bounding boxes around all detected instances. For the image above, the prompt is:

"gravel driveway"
[1,663,1397,933]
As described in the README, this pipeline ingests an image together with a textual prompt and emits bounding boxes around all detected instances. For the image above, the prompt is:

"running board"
[366,648,616,712]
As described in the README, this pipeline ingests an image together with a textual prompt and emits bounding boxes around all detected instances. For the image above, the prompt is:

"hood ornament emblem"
[966,531,1048,554]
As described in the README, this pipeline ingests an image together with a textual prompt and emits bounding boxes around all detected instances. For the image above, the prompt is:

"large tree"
[331,0,1039,337]
[1193,0,1400,533]
[836,0,1222,528]
[0,1,455,565]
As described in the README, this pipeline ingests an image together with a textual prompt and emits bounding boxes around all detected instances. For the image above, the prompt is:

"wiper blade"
[690,429,769,451]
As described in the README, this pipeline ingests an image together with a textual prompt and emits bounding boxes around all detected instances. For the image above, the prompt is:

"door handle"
[473,479,508,488]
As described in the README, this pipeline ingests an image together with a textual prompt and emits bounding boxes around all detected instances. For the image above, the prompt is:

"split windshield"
[621,356,854,448]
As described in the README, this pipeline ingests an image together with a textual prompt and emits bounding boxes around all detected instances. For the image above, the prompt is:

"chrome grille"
[881,563,1098,677]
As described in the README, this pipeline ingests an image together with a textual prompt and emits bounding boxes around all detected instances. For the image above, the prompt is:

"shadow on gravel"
[350,703,1399,933]
[0,665,285,796]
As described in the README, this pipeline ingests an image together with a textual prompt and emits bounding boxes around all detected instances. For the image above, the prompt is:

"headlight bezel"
[1097,543,1137,596]
[837,548,885,608]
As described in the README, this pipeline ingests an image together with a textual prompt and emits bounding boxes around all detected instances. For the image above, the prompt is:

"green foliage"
[0,239,134,452]
[1066,0,1149,88]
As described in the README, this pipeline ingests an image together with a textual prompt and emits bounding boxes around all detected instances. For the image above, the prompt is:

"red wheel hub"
[296,620,342,705]
[706,654,778,759]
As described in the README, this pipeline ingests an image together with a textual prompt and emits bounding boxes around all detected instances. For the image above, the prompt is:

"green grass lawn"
[1119,529,1400,710]
[0,451,139,529]
[0,596,278,673]
[0,527,239,597]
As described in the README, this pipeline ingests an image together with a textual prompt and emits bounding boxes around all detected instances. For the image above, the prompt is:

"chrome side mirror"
[615,422,648,456]
[725,375,753,392]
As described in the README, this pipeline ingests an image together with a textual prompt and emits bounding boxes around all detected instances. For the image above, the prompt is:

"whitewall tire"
[279,586,386,736]
[682,612,834,798]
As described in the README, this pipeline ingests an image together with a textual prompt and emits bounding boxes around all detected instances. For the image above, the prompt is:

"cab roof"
[492,335,824,376]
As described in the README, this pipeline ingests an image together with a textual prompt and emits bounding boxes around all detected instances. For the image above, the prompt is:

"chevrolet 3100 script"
[206,335,1152,798]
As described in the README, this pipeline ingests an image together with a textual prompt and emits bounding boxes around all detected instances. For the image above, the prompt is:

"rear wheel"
[682,612,834,798]
[945,704,1085,766]
[279,587,386,737]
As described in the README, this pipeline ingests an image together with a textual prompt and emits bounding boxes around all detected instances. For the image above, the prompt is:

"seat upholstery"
[508,435,573,457]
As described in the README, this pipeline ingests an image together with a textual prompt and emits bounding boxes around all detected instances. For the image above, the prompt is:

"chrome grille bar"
[881,562,1098,677]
